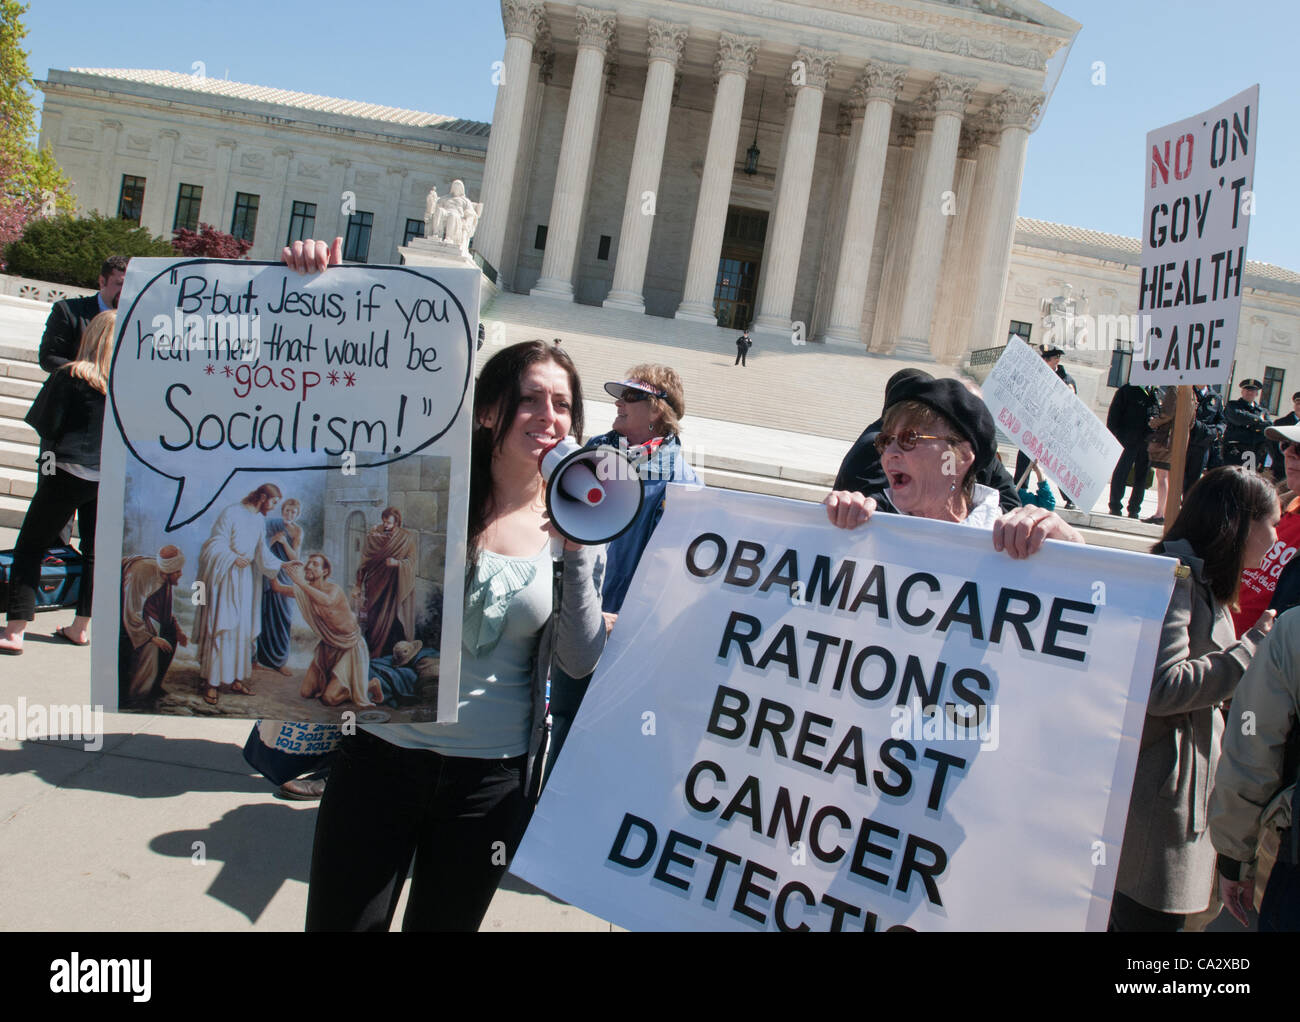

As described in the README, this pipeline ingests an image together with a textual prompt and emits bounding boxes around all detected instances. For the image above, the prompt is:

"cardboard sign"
[513,487,1176,931]
[91,259,476,725]
[1131,85,1259,386]
[983,336,1121,508]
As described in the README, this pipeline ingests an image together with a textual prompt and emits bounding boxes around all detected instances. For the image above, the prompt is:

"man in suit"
[38,255,128,371]
[1106,382,1161,517]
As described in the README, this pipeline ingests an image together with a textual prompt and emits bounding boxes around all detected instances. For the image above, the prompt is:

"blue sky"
[24,0,1300,268]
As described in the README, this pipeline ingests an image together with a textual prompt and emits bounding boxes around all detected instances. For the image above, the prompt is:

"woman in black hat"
[823,377,1082,556]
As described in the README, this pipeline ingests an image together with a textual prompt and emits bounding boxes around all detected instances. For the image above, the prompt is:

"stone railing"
[0,273,94,305]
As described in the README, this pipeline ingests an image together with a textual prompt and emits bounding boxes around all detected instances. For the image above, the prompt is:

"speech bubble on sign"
[110,259,476,529]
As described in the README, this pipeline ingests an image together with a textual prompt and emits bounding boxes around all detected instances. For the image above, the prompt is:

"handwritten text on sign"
[111,259,476,527]
[1132,85,1258,386]
[982,337,1121,509]
[513,487,1174,931]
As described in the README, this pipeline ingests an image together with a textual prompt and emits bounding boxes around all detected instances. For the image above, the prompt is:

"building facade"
[40,0,1085,361]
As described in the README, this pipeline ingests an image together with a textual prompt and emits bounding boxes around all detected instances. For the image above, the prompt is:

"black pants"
[1183,445,1210,493]
[305,730,528,931]
[7,468,96,621]
[1107,891,1185,932]
[1109,443,1150,515]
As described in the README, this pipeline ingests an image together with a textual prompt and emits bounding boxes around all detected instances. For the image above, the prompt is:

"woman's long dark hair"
[467,339,584,560]
[1157,466,1278,604]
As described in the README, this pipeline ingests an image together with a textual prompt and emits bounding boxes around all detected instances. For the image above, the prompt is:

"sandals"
[53,626,89,647]
[228,681,255,696]
[203,687,219,705]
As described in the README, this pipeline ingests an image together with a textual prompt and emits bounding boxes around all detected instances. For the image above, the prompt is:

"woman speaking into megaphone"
[289,235,607,933]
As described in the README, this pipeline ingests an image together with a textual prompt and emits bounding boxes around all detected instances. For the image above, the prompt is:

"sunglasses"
[874,429,961,455]
[617,388,656,403]
[1281,440,1297,454]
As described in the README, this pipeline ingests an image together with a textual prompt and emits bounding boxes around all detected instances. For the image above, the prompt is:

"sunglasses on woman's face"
[618,389,654,403]
[874,428,960,455]
[1281,440,1297,455]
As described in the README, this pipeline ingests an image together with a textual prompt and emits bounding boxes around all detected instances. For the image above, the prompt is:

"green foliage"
[3,212,173,287]
[0,1,75,240]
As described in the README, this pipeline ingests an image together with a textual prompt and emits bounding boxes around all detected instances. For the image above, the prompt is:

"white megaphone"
[539,437,645,545]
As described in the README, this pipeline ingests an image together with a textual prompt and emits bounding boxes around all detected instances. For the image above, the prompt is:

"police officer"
[1223,378,1272,471]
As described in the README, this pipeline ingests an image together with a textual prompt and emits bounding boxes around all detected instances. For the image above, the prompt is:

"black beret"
[884,377,996,469]
[883,367,934,408]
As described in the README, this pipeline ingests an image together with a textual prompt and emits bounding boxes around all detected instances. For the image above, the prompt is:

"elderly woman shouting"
[823,377,1082,554]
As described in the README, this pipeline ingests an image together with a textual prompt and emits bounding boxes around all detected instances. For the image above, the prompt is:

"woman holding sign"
[1,310,115,654]
[1110,466,1279,932]
[822,376,1082,555]
[284,236,606,931]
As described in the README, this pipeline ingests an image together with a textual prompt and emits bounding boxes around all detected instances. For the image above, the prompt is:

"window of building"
[118,175,146,223]
[286,201,317,245]
[173,183,202,232]
[534,224,547,251]
[230,192,260,243]
[1107,340,1133,389]
[403,218,426,246]
[597,235,611,261]
[343,211,374,263]
[1008,320,1032,344]
[1263,366,1286,414]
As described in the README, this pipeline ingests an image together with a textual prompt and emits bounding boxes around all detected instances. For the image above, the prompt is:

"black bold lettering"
[725,540,766,587]
[897,572,940,626]
[1043,597,1095,663]
[748,698,795,756]
[775,882,814,933]
[807,554,856,610]
[685,759,724,813]
[810,805,851,863]
[873,738,915,797]
[936,580,985,639]
[792,711,834,770]
[686,533,726,577]
[848,563,889,617]
[607,813,657,869]
[898,833,948,907]
[850,645,895,701]
[717,611,761,664]
[989,588,1041,650]
[653,830,702,891]
[706,685,749,740]
[849,818,900,887]
[755,625,800,679]
[734,859,779,925]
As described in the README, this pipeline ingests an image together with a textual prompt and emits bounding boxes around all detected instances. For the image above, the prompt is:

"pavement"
[0,286,1171,932]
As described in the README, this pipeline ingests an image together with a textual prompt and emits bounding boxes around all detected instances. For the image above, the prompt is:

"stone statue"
[427,179,482,257]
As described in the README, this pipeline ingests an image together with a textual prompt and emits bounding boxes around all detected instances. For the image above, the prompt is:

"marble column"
[383,166,409,262]
[752,47,837,336]
[929,127,977,363]
[809,102,861,342]
[751,82,797,317]
[895,74,975,359]
[869,116,925,354]
[501,43,552,287]
[969,88,1043,350]
[96,120,123,214]
[933,116,999,362]
[531,6,617,299]
[821,60,907,346]
[476,0,547,271]
[674,32,760,322]
[142,129,179,233]
[211,139,237,230]
[322,156,351,242]
[254,146,294,256]
[604,19,688,312]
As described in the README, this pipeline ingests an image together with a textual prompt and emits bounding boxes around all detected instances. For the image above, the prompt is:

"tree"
[0,0,75,264]
[3,212,173,286]
[172,222,252,259]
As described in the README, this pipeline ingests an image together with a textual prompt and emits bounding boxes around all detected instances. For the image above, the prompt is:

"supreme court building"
[37,0,1085,363]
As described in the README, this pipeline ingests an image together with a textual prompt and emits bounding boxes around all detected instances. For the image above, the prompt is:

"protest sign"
[1132,85,1258,386]
[513,487,1176,931]
[91,259,476,725]
[983,336,1121,508]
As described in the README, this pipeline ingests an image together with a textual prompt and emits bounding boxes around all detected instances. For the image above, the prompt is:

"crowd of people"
[5,239,1297,932]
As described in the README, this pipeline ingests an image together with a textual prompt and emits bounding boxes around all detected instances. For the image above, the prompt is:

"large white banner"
[1132,85,1258,386]
[514,487,1176,931]
[983,336,1121,509]
[92,258,476,725]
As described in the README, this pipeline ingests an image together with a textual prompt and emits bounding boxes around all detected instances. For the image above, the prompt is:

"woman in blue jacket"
[545,364,700,778]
